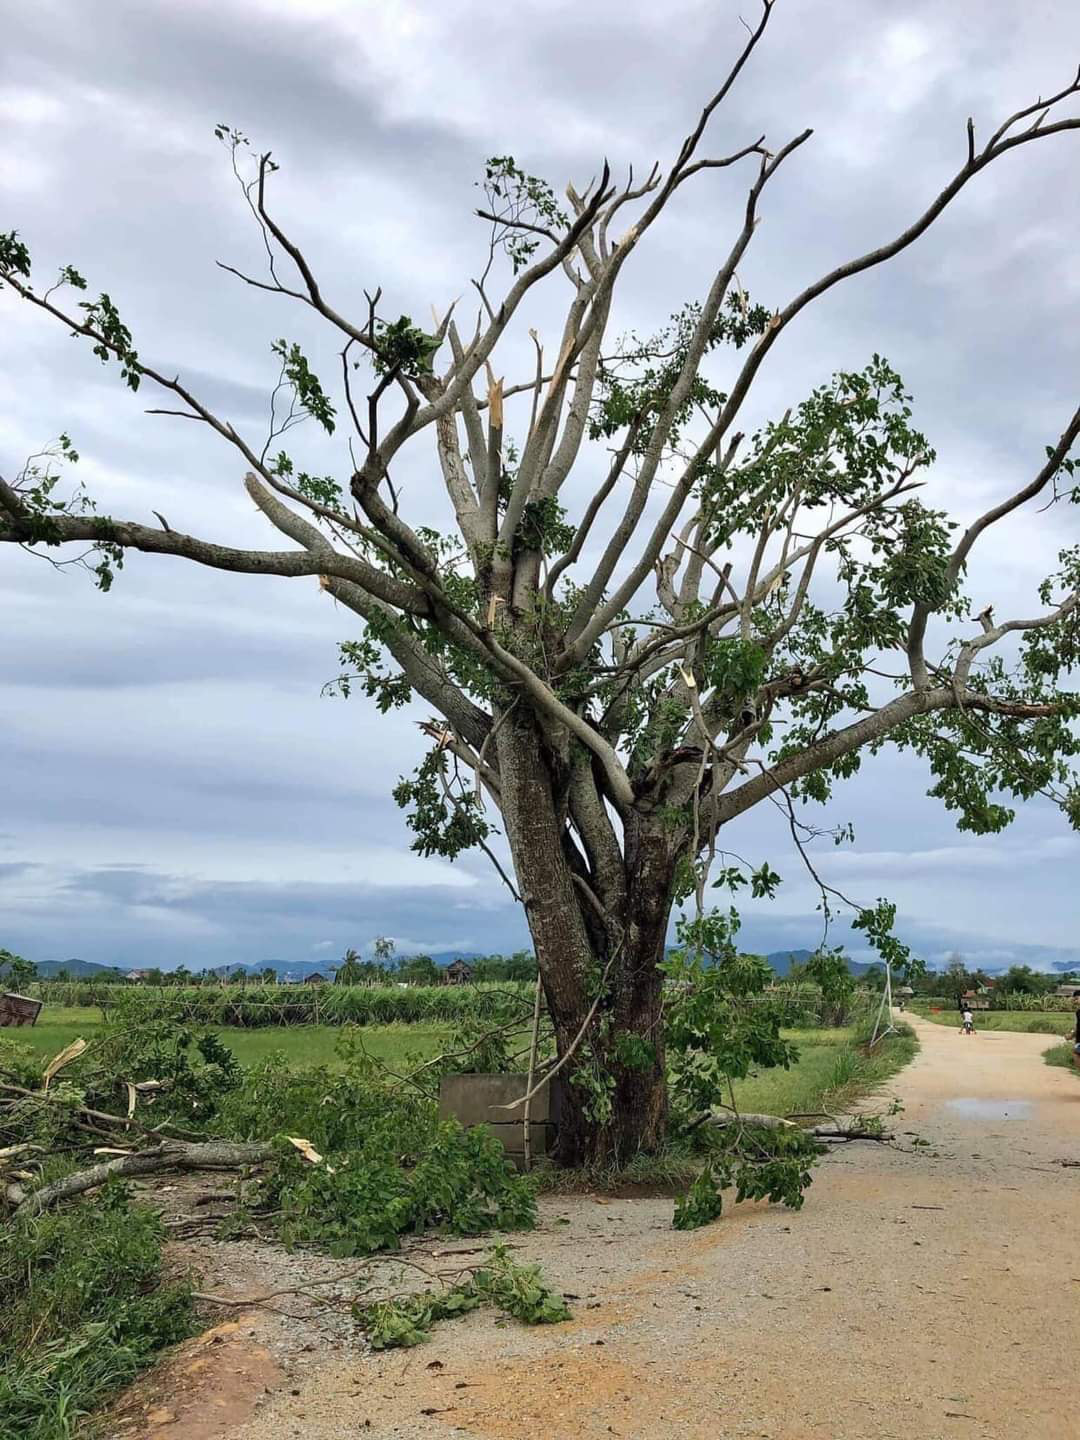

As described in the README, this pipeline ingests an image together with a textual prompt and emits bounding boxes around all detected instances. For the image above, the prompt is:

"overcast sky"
[2,0,1079,972]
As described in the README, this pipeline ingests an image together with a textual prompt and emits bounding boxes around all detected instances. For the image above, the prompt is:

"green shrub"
[0,1184,193,1439]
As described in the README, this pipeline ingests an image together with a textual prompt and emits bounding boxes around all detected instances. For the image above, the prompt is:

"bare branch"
[908,404,1080,685]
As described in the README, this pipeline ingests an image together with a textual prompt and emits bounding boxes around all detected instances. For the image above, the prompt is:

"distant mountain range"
[34,957,127,979]
[32,948,882,980]
[32,953,486,981]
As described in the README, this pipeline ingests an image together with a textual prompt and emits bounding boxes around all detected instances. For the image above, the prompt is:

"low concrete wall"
[438,1072,564,1161]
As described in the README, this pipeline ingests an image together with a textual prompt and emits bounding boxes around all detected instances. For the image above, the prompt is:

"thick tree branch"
[714,684,1062,826]
[14,1140,277,1217]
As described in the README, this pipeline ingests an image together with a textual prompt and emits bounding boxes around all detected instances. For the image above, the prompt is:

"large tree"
[2,8,1079,1163]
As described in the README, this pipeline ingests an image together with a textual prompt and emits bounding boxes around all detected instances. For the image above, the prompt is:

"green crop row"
[31,981,533,1027]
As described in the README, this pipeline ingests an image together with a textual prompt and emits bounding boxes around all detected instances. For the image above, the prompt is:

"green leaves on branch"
[3,436,124,592]
[517,494,576,558]
[79,292,141,390]
[270,451,345,511]
[700,634,767,704]
[393,748,492,860]
[328,634,412,711]
[850,899,915,978]
[711,859,782,901]
[271,339,336,433]
[892,619,1080,834]
[0,229,31,281]
[2,228,138,392]
[357,1244,571,1350]
[591,292,770,454]
[479,156,569,274]
[371,315,441,378]
[673,1124,823,1230]
[662,910,798,1120]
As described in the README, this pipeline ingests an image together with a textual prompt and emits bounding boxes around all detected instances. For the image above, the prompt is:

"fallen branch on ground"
[706,1113,891,1142]
[11,1139,277,1217]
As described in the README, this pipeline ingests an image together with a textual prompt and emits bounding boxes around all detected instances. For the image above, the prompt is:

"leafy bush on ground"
[217,1049,536,1254]
[0,1183,193,1440]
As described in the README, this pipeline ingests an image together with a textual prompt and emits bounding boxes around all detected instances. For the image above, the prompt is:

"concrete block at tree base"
[438,1073,564,1160]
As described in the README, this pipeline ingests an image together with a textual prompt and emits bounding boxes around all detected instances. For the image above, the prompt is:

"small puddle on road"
[943,1098,1032,1121]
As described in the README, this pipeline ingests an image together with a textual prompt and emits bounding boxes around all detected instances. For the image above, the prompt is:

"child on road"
[960,1007,975,1036]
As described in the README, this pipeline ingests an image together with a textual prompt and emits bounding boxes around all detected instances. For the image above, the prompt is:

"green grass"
[0,1194,194,1439]
[8,1006,101,1057]
[1044,1041,1080,1073]
[15,1007,451,1069]
[732,1023,916,1118]
[914,1007,1073,1036]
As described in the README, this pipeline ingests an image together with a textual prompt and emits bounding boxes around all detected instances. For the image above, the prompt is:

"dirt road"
[116,1014,1079,1440]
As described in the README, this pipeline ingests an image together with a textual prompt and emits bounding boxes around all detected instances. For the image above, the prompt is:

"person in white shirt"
[960,1008,974,1036]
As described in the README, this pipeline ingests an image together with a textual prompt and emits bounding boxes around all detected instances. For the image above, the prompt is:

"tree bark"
[495,712,676,1167]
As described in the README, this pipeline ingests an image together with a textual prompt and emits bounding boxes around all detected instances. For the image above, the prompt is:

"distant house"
[0,993,43,1027]
[304,972,327,985]
[444,959,473,986]
[125,969,149,983]
[961,989,991,1011]
[1055,983,1080,999]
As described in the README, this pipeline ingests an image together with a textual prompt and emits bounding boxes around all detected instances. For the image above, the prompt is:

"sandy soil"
[107,1012,1079,1440]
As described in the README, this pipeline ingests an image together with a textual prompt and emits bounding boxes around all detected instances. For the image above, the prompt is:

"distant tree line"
[9,941,1072,997]
[9,940,540,988]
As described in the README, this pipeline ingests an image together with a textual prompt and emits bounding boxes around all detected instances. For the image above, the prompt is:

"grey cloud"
[2,861,526,968]
[2,0,1079,970]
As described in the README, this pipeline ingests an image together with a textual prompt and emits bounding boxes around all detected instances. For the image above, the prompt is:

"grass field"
[14,1009,915,1119]
[913,1007,1074,1037]
[12,1007,451,1068]
[732,1024,916,1117]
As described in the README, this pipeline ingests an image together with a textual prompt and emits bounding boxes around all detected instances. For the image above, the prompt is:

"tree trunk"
[496,716,677,1167]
